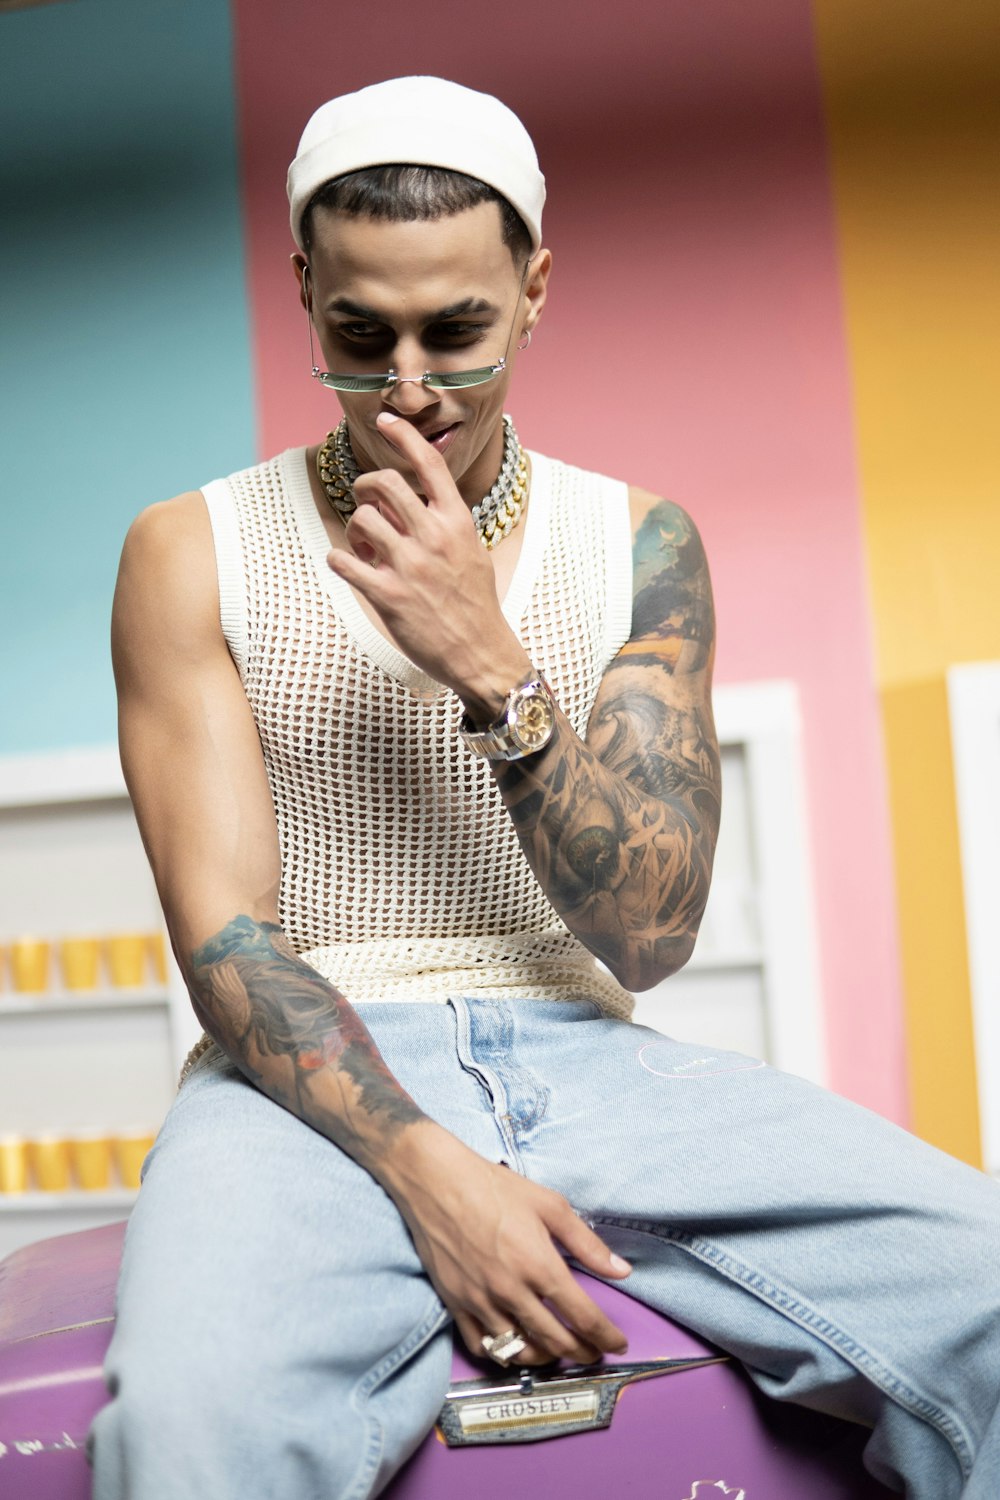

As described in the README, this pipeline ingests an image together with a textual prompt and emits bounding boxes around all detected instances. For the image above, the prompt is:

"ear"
[522,248,552,335]
[291,254,310,312]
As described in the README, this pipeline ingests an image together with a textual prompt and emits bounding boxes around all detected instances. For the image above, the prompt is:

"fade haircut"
[299,164,532,265]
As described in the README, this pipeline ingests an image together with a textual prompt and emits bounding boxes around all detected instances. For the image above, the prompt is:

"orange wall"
[814,0,1000,1161]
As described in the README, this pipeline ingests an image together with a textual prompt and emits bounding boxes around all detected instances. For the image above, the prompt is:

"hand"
[383,1124,632,1367]
[327,414,531,717]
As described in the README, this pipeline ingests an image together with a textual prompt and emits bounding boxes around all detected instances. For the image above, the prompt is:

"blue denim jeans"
[89,999,1000,1498]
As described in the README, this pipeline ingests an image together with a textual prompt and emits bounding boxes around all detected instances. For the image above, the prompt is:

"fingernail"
[610,1253,632,1274]
[378,411,400,424]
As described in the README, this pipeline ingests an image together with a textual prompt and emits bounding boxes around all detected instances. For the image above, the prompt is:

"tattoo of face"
[566,825,621,889]
[190,915,424,1151]
[589,691,720,813]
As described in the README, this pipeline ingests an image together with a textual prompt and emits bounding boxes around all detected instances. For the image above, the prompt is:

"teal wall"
[0,0,255,756]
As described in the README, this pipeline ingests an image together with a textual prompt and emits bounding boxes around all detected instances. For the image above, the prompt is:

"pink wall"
[232,0,907,1120]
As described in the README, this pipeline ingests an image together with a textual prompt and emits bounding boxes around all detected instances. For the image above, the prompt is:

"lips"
[373,416,461,458]
[422,422,460,454]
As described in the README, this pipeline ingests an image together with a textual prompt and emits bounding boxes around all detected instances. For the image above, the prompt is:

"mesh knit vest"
[201,441,635,1018]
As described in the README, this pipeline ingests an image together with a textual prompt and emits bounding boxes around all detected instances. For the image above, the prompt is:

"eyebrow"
[325,295,499,322]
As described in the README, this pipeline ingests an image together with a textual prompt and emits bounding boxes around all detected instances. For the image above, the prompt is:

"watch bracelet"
[459,673,555,760]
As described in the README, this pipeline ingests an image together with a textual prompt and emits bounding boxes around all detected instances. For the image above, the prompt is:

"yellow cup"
[28,1136,72,1192]
[10,937,51,993]
[0,1135,29,1194]
[105,934,148,988]
[60,936,101,991]
[147,931,168,985]
[69,1133,114,1191]
[113,1130,156,1190]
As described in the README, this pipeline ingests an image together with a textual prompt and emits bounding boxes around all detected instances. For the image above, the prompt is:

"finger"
[466,1271,609,1365]
[454,1307,540,1367]
[445,1286,602,1369]
[509,1296,605,1365]
[547,1200,633,1283]
[342,505,401,565]
[352,470,426,533]
[375,412,461,509]
[469,1309,560,1369]
[539,1276,627,1357]
[328,546,388,590]
[453,1309,488,1361]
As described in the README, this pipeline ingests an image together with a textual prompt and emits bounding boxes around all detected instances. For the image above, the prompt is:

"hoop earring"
[517,328,532,351]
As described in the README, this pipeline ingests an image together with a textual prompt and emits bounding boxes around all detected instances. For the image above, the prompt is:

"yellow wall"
[881,680,980,1157]
[814,0,1000,1163]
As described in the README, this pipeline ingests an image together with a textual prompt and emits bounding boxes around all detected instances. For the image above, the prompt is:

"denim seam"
[592,1215,975,1478]
[450,996,524,1172]
[346,1298,451,1500]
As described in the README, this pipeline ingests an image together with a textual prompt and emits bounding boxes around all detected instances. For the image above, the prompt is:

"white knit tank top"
[201,441,635,1018]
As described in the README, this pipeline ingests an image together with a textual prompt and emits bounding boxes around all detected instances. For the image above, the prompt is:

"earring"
[517,328,533,351]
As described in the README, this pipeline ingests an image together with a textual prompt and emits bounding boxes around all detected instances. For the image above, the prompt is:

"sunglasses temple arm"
[303,265,322,377]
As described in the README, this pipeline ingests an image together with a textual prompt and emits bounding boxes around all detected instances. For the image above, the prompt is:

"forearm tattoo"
[190,915,424,1161]
[496,501,721,990]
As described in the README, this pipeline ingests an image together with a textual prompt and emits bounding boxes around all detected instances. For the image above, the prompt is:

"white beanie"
[287,76,545,253]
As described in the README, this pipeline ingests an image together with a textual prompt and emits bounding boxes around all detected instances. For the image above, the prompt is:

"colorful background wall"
[2,0,996,1161]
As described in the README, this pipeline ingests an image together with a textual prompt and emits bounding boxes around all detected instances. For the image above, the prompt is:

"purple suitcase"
[0,1222,893,1499]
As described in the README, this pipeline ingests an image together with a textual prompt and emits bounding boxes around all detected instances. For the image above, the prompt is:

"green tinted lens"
[318,372,390,393]
[423,366,500,390]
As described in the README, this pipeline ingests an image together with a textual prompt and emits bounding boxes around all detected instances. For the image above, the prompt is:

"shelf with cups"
[0,1129,155,1201]
[0,747,203,1255]
[0,929,170,1006]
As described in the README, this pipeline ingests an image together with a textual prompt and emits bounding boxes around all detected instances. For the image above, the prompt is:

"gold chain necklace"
[316,416,528,550]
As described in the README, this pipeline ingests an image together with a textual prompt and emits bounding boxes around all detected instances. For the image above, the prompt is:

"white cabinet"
[0,748,197,1256]
[630,681,826,1086]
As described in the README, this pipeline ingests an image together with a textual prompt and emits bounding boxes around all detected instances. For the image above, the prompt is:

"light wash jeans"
[89,998,1000,1499]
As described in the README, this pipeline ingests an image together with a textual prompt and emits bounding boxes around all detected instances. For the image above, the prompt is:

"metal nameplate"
[458,1385,601,1436]
[438,1355,728,1447]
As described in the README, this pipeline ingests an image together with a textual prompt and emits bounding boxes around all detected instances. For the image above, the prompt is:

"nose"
[379,336,440,415]
[381,371,439,417]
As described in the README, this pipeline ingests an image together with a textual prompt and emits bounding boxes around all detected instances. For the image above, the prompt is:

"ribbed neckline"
[281,441,552,696]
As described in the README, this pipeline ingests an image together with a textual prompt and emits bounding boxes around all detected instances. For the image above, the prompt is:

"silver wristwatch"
[459,674,556,761]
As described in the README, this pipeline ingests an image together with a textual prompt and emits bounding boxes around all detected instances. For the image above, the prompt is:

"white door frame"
[948,662,1000,1176]
[713,680,826,1085]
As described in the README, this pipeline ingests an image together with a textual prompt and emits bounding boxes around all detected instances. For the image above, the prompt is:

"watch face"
[510,686,555,753]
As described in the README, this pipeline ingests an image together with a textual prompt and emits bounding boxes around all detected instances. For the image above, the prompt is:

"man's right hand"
[381,1122,632,1367]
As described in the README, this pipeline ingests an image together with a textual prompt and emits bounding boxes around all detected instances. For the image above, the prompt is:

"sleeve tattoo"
[496,501,721,990]
[190,915,425,1159]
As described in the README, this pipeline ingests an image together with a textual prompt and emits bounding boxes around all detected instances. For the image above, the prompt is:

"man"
[91,77,999,1498]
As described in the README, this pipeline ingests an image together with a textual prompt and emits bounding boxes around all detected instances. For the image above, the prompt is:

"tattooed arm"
[112,491,630,1366]
[187,916,426,1167]
[492,491,720,992]
[112,496,429,1175]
